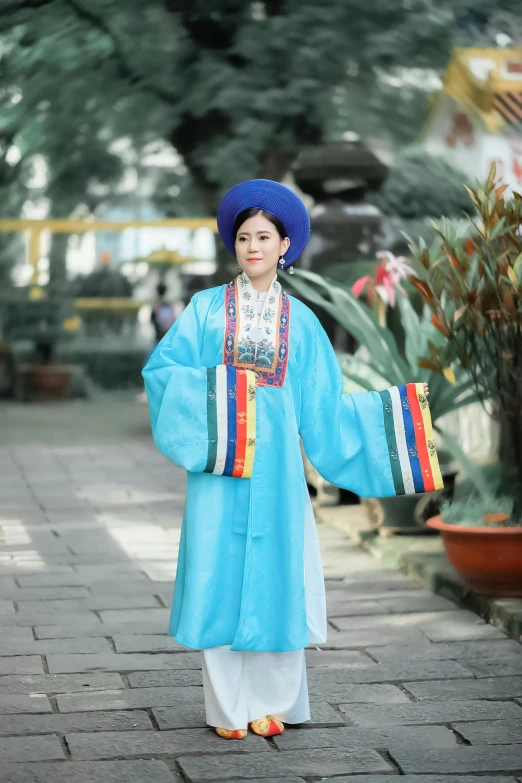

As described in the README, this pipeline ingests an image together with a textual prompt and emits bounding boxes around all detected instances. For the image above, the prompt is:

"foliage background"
[1,0,520,226]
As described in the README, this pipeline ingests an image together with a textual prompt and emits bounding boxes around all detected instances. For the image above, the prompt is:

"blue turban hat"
[217,179,310,268]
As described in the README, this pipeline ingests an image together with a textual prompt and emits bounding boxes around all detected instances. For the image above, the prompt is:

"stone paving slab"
[339,699,522,727]
[16,573,151,587]
[34,621,169,639]
[0,628,34,641]
[332,609,506,641]
[152,705,208,729]
[0,710,154,736]
[404,675,522,701]
[66,728,270,759]
[328,593,457,616]
[227,779,304,783]
[98,608,171,624]
[0,673,125,695]
[326,778,520,783]
[454,720,522,745]
[303,681,411,704]
[46,653,203,675]
[0,694,52,715]
[307,659,474,684]
[0,611,101,627]
[368,638,522,662]
[272,724,457,750]
[0,638,113,656]
[319,627,429,648]
[111,634,190,652]
[128,669,202,687]
[0,735,65,763]
[462,655,522,677]
[176,748,393,780]
[307,700,348,726]
[0,760,181,782]
[389,745,522,774]
[304,649,371,667]
[0,657,44,676]
[56,685,205,712]
[16,595,161,612]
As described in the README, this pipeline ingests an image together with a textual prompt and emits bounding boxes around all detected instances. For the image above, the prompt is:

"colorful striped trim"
[205,365,256,478]
[379,383,444,496]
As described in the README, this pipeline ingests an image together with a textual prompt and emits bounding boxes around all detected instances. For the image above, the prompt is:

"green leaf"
[435,427,491,501]
[396,293,425,373]
[489,215,506,239]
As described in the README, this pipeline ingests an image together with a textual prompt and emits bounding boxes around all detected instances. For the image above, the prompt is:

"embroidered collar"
[223,272,290,388]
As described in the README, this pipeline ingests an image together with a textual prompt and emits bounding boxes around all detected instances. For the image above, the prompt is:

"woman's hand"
[423,382,429,397]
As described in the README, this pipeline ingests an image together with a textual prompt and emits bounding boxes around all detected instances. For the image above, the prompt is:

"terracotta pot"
[426,515,522,597]
[24,364,71,400]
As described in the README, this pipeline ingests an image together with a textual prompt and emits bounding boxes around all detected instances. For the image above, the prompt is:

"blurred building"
[424,47,522,192]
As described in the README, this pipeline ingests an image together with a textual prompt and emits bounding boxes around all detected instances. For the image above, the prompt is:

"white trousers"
[202,645,311,729]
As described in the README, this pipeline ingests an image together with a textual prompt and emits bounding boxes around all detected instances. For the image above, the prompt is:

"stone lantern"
[292,139,388,348]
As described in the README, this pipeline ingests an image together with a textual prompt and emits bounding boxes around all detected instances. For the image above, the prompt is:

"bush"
[441,495,513,527]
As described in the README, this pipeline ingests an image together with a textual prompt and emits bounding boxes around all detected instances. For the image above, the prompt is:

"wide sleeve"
[142,296,256,478]
[299,316,443,497]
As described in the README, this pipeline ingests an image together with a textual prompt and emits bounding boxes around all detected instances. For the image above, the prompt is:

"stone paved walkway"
[0,409,521,782]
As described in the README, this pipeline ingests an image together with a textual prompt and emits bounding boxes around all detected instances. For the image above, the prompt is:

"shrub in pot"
[3,293,79,400]
[408,164,522,593]
[428,493,522,596]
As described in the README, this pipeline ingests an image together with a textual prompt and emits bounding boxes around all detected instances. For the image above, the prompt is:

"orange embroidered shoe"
[249,715,284,736]
[215,727,248,740]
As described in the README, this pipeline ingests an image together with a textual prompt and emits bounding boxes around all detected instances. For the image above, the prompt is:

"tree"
[0,0,519,223]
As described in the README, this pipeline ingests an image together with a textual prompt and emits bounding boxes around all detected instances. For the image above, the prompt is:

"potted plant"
[407,164,522,594]
[429,493,522,596]
[287,264,477,532]
[3,289,79,401]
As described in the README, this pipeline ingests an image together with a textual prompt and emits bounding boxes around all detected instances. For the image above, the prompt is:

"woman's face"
[235,214,290,280]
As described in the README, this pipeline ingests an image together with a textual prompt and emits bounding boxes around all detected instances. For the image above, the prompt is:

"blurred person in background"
[150,282,177,348]
[142,180,436,740]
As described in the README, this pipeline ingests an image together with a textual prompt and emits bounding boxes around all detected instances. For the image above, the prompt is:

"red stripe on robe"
[232,369,248,477]
[407,384,434,492]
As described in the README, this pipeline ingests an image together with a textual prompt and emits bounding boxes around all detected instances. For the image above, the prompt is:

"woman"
[142,180,442,740]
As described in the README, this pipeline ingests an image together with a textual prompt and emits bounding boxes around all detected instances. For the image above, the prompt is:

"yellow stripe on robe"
[242,370,256,478]
[415,382,444,490]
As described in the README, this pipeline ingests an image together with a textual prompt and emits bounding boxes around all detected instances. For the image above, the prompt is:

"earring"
[237,263,242,272]
[278,256,285,267]
[289,265,294,275]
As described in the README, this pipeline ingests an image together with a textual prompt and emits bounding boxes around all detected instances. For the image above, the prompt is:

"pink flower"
[352,251,414,308]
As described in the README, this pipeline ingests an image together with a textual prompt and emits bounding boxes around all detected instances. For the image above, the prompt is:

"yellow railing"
[74,298,144,311]
[0,218,217,283]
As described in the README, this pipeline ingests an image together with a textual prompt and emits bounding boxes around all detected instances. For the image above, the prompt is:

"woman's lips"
[247,258,261,262]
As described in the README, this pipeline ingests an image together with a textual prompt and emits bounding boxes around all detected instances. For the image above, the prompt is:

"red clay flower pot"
[426,515,522,597]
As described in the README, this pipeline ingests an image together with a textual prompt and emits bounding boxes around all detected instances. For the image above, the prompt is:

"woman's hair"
[233,208,286,240]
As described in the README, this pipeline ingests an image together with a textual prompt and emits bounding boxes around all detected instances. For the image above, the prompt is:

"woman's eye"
[260,235,269,240]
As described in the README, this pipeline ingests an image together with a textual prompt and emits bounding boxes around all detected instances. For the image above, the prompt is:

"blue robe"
[142,274,442,652]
